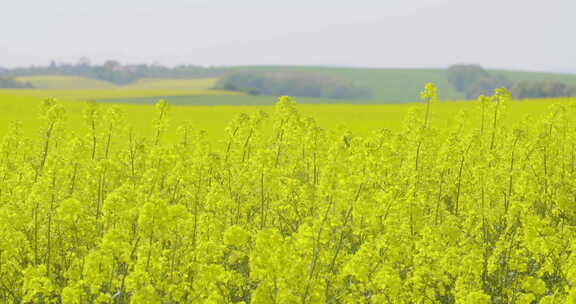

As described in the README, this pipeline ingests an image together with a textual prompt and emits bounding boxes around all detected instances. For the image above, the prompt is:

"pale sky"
[1,0,574,72]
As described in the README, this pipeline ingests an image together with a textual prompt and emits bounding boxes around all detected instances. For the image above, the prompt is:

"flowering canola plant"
[1,84,576,303]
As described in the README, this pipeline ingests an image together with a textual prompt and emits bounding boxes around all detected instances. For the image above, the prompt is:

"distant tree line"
[447,64,576,99]
[0,59,224,85]
[510,80,576,99]
[447,64,512,99]
[0,77,34,89]
[215,71,373,99]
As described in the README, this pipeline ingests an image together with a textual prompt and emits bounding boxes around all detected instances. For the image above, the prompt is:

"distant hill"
[7,67,576,103]
[226,66,576,102]
[0,77,34,89]
[226,66,463,102]
[496,70,576,86]
[15,75,116,89]
[17,76,218,91]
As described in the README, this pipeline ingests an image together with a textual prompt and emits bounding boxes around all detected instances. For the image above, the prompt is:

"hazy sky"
[1,0,574,72]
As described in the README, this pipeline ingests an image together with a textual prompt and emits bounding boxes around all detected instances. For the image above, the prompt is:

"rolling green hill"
[495,70,576,86]
[10,67,576,104]
[227,66,464,102]
[226,66,576,102]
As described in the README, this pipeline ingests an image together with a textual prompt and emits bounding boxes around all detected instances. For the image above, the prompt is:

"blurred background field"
[3,65,576,146]
[15,75,117,89]
[0,88,572,146]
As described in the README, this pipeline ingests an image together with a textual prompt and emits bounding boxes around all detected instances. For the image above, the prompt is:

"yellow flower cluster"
[0,85,575,303]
